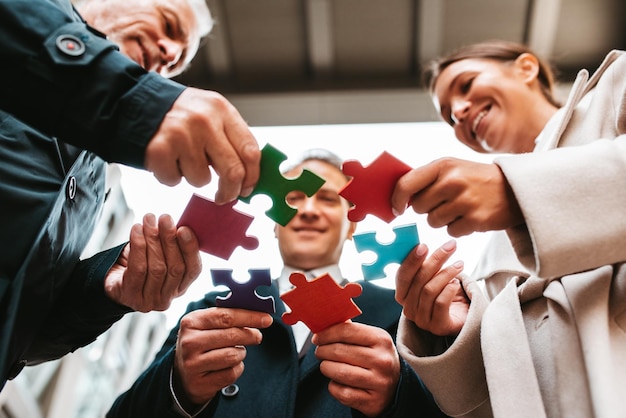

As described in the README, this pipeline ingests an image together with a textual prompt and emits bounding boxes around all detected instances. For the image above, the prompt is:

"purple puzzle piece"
[177,194,259,259]
[211,269,276,314]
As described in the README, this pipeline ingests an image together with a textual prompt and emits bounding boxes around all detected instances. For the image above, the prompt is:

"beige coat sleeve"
[495,51,626,279]
[397,275,493,417]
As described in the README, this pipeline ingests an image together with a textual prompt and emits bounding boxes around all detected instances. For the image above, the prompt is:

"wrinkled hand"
[395,240,469,337]
[391,157,523,237]
[104,213,202,312]
[144,88,261,203]
[174,308,273,407]
[312,322,400,417]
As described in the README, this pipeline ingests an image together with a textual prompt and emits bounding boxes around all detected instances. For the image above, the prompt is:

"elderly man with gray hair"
[0,0,259,391]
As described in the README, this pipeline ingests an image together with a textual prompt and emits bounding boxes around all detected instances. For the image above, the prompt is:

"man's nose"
[158,39,183,70]
[298,196,319,214]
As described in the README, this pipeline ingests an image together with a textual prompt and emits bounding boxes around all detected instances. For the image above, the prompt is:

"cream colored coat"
[398,50,626,418]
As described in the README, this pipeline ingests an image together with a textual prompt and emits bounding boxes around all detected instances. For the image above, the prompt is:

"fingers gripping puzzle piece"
[280,272,362,333]
[239,143,326,226]
[338,151,412,223]
[177,194,259,259]
[211,269,276,314]
[353,223,420,281]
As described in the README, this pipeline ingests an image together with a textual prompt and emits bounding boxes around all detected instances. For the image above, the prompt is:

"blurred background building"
[1,0,625,416]
[0,165,170,418]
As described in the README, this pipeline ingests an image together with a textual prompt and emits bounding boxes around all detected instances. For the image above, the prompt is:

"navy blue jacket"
[0,0,187,389]
[108,281,446,417]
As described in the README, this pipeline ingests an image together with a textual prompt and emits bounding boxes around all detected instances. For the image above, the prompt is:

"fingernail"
[144,213,156,227]
[392,208,402,217]
[442,239,456,251]
[178,226,192,242]
[415,244,428,257]
[452,260,464,269]
[241,186,254,197]
[161,215,174,229]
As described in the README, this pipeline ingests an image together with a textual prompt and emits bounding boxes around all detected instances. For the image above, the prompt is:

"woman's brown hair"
[423,40,560,108]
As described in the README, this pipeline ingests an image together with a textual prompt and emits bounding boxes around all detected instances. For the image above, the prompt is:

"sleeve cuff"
[107,74,186,167]
[169,365,212,417]
[79,243,134,316]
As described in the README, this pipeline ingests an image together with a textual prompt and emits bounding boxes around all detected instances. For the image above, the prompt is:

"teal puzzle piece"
[353,223,420,281]
[239,143,326,226]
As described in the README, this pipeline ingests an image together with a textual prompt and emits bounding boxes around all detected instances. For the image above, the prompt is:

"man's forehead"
[296,159,346,177]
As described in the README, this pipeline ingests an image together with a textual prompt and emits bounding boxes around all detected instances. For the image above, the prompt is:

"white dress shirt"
[277,264,344,352]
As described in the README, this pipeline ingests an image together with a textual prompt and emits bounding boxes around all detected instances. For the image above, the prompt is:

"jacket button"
[66,176,77,200]
[56,34,86,57]
[7,360,26,380]
[220,384,239,397]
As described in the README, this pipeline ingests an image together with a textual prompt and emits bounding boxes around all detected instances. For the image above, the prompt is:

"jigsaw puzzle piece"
[280,272,362,333]
[239,143,326,226]
[353,223,420,281]
[177,194,259,259]
[339,151,412,223]
[211,268,276,314]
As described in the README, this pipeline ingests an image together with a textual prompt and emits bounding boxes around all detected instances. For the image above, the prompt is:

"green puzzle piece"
[240,143,326,226]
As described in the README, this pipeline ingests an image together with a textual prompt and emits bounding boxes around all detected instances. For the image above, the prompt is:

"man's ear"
[346,221,357,241]
[273,223,280,238]
[514,52,540,85]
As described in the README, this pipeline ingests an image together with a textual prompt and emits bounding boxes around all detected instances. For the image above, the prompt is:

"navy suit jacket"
[108,281,446,417]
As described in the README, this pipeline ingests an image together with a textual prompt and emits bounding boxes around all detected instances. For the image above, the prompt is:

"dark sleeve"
[25,244,132,364]
[352,283,448,418]
[387,358,448,418]
[0,0,185,168]
[349,358,447,418]
[107,299,220,418]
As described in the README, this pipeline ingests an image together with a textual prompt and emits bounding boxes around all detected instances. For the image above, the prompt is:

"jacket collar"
[537,50,624,151]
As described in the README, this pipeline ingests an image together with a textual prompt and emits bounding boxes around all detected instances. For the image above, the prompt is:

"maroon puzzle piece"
[280,272,362,333]
[338,151,412,223]
[177,194,259,259]
[211,269,276,314]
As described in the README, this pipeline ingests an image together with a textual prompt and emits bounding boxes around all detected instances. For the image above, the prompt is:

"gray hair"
[182,0,213,71]
[186,0,213,38]
[72,0,213,38]
[73,0,213,74]
[283,148,345,175]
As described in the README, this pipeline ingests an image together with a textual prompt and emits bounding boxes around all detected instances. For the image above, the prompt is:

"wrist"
[170,366,212,417]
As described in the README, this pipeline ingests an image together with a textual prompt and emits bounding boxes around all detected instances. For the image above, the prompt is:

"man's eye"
[319,194,340,204]
[286,193,304,203]
[165,21,174,36]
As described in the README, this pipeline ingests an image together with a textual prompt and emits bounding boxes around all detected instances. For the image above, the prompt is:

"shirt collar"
[277,264,343,294]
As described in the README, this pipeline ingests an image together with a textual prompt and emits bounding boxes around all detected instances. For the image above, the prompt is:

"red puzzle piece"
[177,194,259,259]
[338,151,412,223]
[280,272,362,333]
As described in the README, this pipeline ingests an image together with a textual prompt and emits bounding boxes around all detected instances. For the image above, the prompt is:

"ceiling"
[175,0,626,126]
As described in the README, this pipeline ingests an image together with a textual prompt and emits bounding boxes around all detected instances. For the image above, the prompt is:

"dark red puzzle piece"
[338,151,412,223]
[211,268,276,314]
[177,194,259,259]
[280,272,362,333]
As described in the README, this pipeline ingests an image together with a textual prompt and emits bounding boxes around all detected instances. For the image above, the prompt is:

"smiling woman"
[118,122,496,327]
[426,40,559,154]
